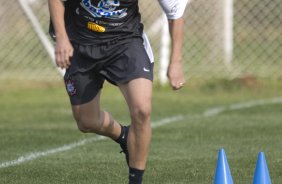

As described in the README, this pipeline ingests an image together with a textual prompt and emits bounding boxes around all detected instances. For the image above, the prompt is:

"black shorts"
[64,37,154,105]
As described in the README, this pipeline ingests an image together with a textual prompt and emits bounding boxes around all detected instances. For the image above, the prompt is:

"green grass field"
[1,79,282,184]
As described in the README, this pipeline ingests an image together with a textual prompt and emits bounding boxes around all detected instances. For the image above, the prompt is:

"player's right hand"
[55,37,73,69]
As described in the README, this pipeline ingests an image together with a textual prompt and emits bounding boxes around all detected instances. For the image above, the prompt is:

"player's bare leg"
[119,78,153,183]
[71,91,122,140]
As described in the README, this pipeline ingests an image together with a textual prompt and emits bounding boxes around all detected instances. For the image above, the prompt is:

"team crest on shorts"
[65,78,77,96]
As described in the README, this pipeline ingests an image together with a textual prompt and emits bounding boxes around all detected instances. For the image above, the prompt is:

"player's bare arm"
[48,0,73,69]
[167,17,186,90]
[158,0,189,90]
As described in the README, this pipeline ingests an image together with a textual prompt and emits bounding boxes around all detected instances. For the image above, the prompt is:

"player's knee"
[131,105,151,125]
[77,123,93,133]
[74,114,102,133]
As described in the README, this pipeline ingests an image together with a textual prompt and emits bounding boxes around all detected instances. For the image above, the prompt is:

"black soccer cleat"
[119,125,130,166]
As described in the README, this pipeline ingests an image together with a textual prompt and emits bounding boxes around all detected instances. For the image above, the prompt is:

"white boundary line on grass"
[1,96,282,169]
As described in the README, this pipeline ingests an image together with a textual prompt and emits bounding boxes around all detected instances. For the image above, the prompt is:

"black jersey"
[50,0,144,45]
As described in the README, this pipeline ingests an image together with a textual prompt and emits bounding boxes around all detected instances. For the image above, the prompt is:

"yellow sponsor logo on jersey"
[87,22,106,32]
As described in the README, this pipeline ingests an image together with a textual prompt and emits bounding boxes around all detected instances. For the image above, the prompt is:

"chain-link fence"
[0,0,281,81]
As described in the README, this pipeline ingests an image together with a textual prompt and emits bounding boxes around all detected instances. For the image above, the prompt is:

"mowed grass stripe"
[1,96,281,169]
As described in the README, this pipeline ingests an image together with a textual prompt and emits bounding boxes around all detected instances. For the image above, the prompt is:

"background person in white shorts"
[48,0,188,183]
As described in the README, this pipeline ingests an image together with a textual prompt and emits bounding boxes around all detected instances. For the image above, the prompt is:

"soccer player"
[48,0,188,183]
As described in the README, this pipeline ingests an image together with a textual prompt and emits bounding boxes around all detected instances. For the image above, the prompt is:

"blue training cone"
[214,148,234,184]
[253,152,272,184]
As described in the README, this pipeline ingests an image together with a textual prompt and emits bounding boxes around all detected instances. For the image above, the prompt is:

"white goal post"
[18,0,66,76]
[224,0,234,71]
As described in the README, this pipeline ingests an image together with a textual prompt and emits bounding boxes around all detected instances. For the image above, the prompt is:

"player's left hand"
[167,61,186,90]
